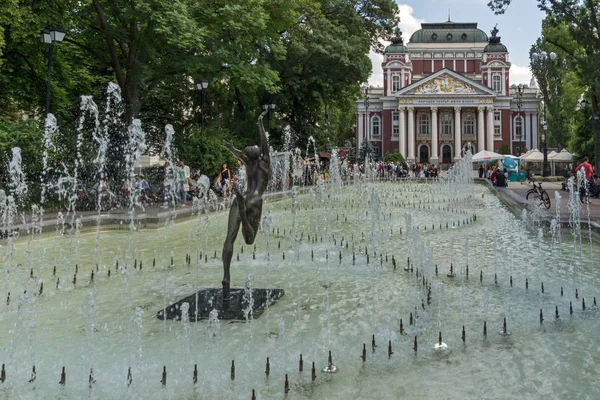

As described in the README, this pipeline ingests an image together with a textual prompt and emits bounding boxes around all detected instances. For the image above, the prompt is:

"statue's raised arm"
[223,140,248,165]
[257,110,270,165]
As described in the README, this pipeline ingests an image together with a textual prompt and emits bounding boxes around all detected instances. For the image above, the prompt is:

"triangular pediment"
[396,69,497,96]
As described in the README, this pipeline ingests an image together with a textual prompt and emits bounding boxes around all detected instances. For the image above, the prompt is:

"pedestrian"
[495,168,507,187]
[177,160,189,204]
[220,163,231,195]
[576,156,594,182]
[478,164,484,178]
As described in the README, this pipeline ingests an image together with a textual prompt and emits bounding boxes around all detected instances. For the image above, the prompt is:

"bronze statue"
[221,110,271,301]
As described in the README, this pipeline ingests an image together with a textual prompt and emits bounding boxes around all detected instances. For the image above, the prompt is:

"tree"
[358,140,374,161]
[270,0,399,151]
[0,0,401,205]
[498,143,511,155]
[384,152,404,163]
[489,0,600,172]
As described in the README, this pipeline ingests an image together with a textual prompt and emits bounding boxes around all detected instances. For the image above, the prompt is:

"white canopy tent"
[521,149,544,162]
[550,149,574,176]
[471,150,505,162]
[550,149,573,162]
[519,149,534,160]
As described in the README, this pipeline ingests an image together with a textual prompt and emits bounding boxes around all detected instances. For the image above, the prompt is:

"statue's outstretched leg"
[222,198,241,306]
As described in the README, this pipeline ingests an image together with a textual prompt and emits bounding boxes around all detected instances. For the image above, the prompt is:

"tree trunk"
[592,92,600,173]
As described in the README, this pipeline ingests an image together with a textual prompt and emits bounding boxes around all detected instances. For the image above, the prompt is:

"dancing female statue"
[221,110,271,300]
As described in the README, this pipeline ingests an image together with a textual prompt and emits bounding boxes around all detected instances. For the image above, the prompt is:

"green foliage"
[0,0,401,193]
[176,124,238,180]
[358,140,374,161]
[498,143,511,155]
[497,1,600,171]
[384,152,404,164]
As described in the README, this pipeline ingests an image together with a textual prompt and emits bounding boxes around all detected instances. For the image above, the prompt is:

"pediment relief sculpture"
[414,74,476,94]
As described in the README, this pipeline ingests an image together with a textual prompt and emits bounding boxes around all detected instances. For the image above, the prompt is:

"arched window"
[441,113,453,135]
[418,113,430,135]
[371,115,380,136]
[392,75,401,92]
[463,113,475,135]
[492,75,501,92]
[514,115,523,140]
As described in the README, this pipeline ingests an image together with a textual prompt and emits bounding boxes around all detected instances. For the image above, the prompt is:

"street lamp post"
[41,28,66,116]
[515,84,524,111]
[511,83,524,152]
[195,78,209,133]
[262,94,276,134]
[542,127,549,177]
[531,50,556,177]
[361,84,370,157]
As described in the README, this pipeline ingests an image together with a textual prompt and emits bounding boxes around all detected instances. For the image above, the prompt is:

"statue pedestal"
[157,287,284,321]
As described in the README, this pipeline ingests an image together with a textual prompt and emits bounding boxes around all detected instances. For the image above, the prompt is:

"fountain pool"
[1,178,600,400]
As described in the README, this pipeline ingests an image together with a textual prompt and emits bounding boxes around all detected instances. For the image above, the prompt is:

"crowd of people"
[365,161,440,179]
[478,164,508,187]
[81,154,600,211]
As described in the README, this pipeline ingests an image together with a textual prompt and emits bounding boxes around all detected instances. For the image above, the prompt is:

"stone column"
[431,107,439,164]
[454,106,462,159]
[399,106,406,158]
[486,106,495,151]
[386,69,391,96]
[525,112,532,147]
[531,111,538,150]
[477,107,485,153]
[407,106,415,162]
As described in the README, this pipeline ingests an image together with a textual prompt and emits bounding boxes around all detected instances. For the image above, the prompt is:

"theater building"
[356,22,540,164]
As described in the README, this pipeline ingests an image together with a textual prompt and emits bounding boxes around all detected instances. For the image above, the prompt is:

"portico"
[394,69,499,163]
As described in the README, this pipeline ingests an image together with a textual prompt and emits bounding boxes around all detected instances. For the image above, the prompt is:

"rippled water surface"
[1,181,599,399]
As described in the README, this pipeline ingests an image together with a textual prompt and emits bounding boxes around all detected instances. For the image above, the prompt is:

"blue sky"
[368,0,545,86]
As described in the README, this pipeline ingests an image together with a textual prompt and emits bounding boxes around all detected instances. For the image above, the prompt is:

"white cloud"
[509,63,532,86]
[368,4,425,87]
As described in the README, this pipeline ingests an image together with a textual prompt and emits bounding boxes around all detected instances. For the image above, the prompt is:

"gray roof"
[409,22,488,44]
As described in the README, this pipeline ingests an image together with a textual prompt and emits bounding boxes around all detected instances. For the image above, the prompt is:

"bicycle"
[526,180,551,209]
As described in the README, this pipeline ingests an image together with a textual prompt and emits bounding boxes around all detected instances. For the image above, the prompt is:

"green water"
[0,181,599,399]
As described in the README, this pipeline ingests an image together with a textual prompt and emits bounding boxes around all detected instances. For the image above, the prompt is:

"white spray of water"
[8,148,27,206]
[41,114,58,207]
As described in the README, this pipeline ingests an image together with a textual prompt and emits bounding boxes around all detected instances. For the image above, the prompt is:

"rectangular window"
[463,115,475,136]
[392,112,400,135]
[441,114,453,135]
[494,126,501,137]
[492,75,501,92]
[494,112,501,123]
[418,114,430,135]
[392,76,401,92]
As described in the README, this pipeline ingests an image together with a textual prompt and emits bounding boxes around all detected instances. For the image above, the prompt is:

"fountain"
[1,89,600,398]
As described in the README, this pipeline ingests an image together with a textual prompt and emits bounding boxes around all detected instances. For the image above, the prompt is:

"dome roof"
[409,22,488,44]
[483,42,508,53]
[483,24,507,53]
[385,30,408,54]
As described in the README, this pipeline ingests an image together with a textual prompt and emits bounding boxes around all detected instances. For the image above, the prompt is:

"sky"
[368,0,545,87]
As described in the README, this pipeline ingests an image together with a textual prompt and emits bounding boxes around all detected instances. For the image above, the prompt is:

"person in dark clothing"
[478,164,484,178]
[496,169,507,187]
